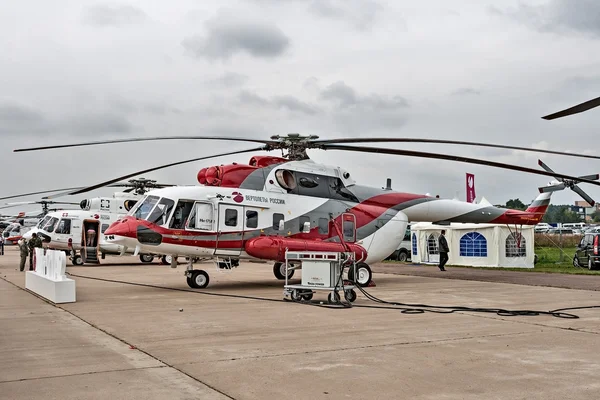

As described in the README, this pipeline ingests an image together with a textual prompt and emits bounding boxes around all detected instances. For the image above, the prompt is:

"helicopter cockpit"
[128,195,177,227]
[39,216,59,233]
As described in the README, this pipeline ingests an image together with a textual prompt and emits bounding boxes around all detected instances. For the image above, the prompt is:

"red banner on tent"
[466,173,476,203]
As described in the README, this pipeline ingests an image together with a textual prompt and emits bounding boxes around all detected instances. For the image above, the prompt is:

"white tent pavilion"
[410,222,535,268]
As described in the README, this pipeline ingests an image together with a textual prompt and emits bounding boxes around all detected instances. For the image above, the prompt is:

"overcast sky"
[2,0,600,217]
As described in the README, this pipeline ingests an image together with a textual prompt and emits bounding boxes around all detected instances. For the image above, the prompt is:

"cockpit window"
[37,215,51,228]
[42,217,58,233]
[132,195,159,220]
[146,197,175,226]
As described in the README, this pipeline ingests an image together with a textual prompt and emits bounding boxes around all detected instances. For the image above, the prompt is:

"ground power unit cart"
[283,251,358,303]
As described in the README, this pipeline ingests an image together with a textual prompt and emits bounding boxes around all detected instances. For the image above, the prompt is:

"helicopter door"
[427,233,440,263]
[214,204,244,256]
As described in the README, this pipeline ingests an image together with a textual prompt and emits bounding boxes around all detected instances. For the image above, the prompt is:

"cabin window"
[146,197,175,226]
[134,195,160,220]
[318,218,329,235]
[101,223,109,233]
[169,200,195,229]
[224,209,238,227]
[55,219,71,234]
[246,210,258,229]
[37,216,51,228]
[273,213,284,230]
[299,215,310,232]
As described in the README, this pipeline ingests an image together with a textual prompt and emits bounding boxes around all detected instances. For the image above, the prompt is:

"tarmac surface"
[1,246,600,399]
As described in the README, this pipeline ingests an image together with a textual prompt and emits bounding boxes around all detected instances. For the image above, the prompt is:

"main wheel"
[344,289,357,303]
[72,255,83,266]
[347,263,372,287]
[273,262,294,280]
[188,270,209,289]
[140,254,154,263]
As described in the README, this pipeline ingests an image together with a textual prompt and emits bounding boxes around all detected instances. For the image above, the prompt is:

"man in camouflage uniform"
[28,232,43,271]
[18,238,29,271]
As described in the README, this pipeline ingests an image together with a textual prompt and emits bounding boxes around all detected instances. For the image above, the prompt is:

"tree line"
[495,199,600,223]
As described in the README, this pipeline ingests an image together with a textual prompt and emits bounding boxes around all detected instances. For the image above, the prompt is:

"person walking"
[438,229,449,271]
[28,232,43,271]
[0,235,4,255]
[86,227,96,247]
[18,238,28,271]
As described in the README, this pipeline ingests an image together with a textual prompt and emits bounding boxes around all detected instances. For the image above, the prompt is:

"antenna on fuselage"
[383,178,392,190]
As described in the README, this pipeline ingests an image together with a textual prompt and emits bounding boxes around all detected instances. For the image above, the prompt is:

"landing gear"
[72,254,84,266]
[186,270,210,289]
[161,255,174,265]
[139,254,154,263]
[347,262,372,287]
[273,262,294,280]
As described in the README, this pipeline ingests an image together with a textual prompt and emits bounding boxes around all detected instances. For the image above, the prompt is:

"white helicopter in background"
[5,179,179,265]
[0,202,78,244]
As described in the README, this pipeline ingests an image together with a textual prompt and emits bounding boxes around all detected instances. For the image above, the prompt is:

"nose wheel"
[186,269,210,289]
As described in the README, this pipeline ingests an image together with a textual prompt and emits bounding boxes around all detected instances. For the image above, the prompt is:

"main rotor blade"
[321,144,600,188]
[63,146,268,196]
[538,183,566,193]
[314,138,600,161]
[0,187,85,201]
[13,136,276,152]
[571,185,596,207]
[542,96,600,120]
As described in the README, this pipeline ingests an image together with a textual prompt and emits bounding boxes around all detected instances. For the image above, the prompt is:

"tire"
[273,262,294,280]
[139,254,154,263]
[347,263,372,287]
[189,270,209,289]
[397,251,408,262]
[573,255,580,268]
[589,258,595,271]
[72,255,83,266]
[301,292,313,301]
[291,290,301,301]
[344,289,357,303]
[328,291,340,304]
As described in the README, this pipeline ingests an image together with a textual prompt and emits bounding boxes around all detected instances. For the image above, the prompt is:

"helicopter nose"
[105,217,136,239]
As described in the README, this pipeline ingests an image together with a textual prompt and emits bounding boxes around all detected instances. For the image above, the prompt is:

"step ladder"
[84,247,99,264]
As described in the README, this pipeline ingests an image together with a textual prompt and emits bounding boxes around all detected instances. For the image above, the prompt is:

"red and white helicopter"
[14,134,600,289]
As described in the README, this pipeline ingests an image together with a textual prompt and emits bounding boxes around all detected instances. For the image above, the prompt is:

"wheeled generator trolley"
[282,251,357,303]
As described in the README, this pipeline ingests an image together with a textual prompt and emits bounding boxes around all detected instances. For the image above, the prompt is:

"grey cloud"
[108,97,181,116]
[0,104,49,135]
[0,103,135,137]
[207,72,249,88]
[492,0,600,37]
[238,91,318,115]
[320,81,408,110]
[82,4,147,27]
[60,114,134,135]
[182,13,290,60]
[451,88,481,96]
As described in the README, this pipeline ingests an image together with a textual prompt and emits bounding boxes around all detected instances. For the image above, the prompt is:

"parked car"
[573,233,600,270]
[388,225,412,262]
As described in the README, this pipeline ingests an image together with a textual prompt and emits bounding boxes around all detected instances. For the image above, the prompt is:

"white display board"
[26,248,76,303]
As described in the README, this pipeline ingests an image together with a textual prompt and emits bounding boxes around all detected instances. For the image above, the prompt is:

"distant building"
[572,201,599,222]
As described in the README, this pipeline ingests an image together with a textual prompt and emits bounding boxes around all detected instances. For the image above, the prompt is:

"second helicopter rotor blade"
[542,96,600,120]
[63,146,269,196]
[320,144,600,188]
[0,187,86,201]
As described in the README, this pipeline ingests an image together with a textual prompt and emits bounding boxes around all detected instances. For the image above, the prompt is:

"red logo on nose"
[232,192,244,203]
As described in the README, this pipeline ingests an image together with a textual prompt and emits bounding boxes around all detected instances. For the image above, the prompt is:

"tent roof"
[411,222,534,230]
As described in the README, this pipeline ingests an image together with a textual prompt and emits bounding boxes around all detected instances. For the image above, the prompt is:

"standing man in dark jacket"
[438,230,449,271]
[28,233,43,271]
